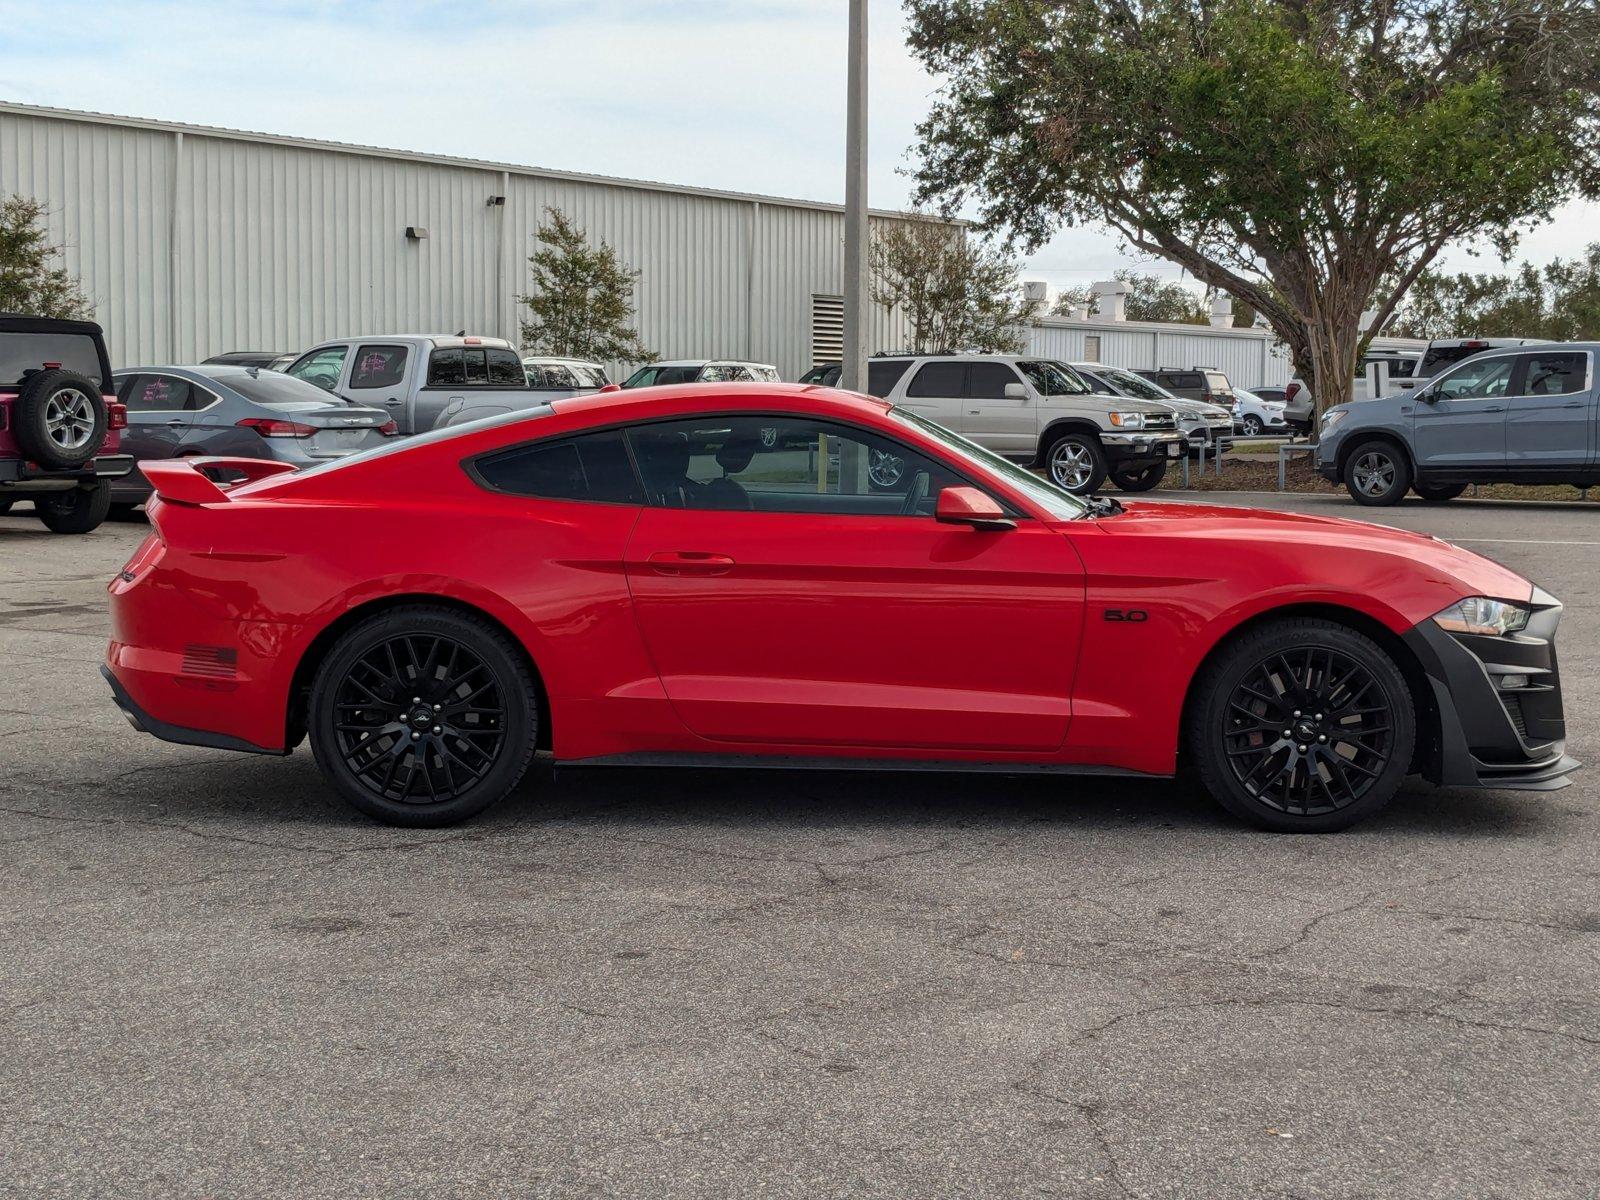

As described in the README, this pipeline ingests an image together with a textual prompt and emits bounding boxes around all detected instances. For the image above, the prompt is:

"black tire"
[308,605,540,827]
[1343,439,1411,506]
[12,369,108,468]
[1413,481,1466,503]
[1043,431,1107,494]
[1108,460,1167,492]
[1242,415,1264,436]
[1187,618,1416,832]
[0,497,14,516]
[34,483,111,534]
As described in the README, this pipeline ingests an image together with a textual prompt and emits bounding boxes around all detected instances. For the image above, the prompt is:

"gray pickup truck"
[1315,343,1598,504]
[282,334,532,434]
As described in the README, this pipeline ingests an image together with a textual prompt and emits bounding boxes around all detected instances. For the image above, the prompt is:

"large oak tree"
[905,0,1600,414]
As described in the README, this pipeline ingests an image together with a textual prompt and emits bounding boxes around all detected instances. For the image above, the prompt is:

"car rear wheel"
[1108,460,1166,492]
[1413,481,1466,503]
[309,605,540,827]
[1187,618,1415,832]
[1343,440,1411,506]
[1044,431,1106,494]
[34,483,111,534]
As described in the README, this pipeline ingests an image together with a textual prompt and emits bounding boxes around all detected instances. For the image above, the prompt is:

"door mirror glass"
[935,486,1014,530]
[1003,381,1027,399]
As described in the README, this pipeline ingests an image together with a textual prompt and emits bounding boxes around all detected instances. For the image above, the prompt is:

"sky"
[1,0,1595,299]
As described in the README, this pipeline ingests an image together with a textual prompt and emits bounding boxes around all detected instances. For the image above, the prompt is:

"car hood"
[1165,398,1232,417]
[1080,391,1173,414]
[1099,500,1532,602]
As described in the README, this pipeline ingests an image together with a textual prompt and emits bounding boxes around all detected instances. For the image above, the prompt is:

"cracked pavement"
[2,494,1597,1198]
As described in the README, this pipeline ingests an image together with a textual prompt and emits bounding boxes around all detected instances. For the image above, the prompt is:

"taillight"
[378,418,399,436]
[1284,382,1301,403]
[237,417,316,438]
[107,401,128,430]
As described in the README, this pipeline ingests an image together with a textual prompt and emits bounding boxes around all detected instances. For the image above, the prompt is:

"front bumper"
[0,454,134,492]
[1402,588,1580,791]
[1102,432,1187,462]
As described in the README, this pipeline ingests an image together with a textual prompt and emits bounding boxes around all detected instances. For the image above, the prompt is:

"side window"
[626,416,964,516]
[1518,352,1588,397]
[1018,361,1085,396]
[473,429,641,504]
[866,359,910,397]
[428,348,465,386]
[122,374,195,412]
[349,344,408,390]
[487,349,525,386]
[1436,357,1517,400]
[906,362,967,397]
[286,346,348,393]
[968,363,1022,399]
[700,365,736,382]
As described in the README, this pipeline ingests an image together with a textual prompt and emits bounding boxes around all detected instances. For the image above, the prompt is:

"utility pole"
[841,0,869,392]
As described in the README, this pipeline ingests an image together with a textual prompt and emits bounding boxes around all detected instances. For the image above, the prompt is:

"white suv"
[869,354,1186,493]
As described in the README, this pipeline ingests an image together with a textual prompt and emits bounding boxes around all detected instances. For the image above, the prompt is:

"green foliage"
[1052,270,1210,324]
[905,0,1600,409]
[0,195,94,320]
[518,207,655,364]
[1391,245,1600,341]
[869,216,1030,352]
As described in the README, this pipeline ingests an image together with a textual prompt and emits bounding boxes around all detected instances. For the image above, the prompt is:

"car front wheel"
[1343,440,1411,506]
[1187,618,1416,832]
[1242,414,1264,436]
[309,605,540,827]
[1044,432,1107,494]
[1108,460,1166,492]
[1413,481,1466,503]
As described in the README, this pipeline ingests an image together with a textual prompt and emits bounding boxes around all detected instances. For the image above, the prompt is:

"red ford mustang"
[103,383,1577,831]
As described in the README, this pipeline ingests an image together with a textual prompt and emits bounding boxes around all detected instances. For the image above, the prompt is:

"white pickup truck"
[282,334,534,434]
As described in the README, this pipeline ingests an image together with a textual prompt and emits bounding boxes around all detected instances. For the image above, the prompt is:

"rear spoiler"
[141,458,298,506]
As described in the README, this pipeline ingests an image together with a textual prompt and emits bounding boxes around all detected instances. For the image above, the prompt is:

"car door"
[622,413,1084,752]
[1411,354,1515,472]
[345,342,412,428]
[1504,350,1594,471]
[117,373,201,488]
[899,361,969,436]
[962,361,1036,456]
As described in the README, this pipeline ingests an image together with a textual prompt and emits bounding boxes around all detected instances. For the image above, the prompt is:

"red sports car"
[103,383,1577,831]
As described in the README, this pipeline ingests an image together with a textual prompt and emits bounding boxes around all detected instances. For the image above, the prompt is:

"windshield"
[1100,367,1173,402]
[887,406,1089,520]
[1018,360,1089,395]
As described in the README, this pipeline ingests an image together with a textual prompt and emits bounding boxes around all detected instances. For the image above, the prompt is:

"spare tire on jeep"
[12,369,108,469]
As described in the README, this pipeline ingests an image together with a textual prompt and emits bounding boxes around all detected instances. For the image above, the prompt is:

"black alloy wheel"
[309,606,539,826]
[1189,618,1415,832]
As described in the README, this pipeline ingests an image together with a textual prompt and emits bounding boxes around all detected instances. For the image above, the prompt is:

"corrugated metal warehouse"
[0,102,948,379]
[1025,316,1293,389]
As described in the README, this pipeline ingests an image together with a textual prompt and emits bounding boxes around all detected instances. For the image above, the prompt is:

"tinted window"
[575,365,610,387]
[627,415,962,516]
[213,368,343,407]
[906,362,967,397]
[968,363,1022,399]
[487,349,525,386]
[866,359,909,397]
[1519,352,1587,397]
[1161,372,1202,389]
[1018,361,1087,396]
[623,365,702,388]
[0,332,107,389]
[349,344,408,389]
[122,374,198,412]
[1103,369,1172,402]
[474,429,641,504]
[428,348,465,386]
[287,346,347,392]
[1435,356,1516,400]
[464,350,488,386]
[1203,372,1231,393]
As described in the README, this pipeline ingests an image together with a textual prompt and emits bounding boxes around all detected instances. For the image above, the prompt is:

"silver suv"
[869,354,1185,494]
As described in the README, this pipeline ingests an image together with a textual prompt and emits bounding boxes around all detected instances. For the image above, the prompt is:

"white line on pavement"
[1449,538,1600,546]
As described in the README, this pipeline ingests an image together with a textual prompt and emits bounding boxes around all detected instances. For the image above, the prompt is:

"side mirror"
[1004,381,1028,399]
[935,486,1015,531]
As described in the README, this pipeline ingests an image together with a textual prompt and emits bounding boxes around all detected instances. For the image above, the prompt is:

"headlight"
[1432,597,1532,637]
[1107,411,1145,429]
[1321,409,1348,430]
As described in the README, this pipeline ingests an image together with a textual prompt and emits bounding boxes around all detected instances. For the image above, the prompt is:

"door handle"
[647,551,736,576]
[384,397,401,406]
[1483,406,1504,412]
[166,418,185,426]
[1563,401,1585,408]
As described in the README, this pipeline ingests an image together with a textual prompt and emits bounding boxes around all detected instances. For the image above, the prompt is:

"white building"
[0,102,950,379]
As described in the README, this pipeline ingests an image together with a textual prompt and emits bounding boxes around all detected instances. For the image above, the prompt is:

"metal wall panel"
[1,105,930,381]
[1025,320,1290,389]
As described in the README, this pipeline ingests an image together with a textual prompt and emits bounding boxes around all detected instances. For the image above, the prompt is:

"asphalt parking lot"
[3,493,1597,1199]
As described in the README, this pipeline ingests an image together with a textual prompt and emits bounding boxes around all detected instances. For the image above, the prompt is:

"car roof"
[645,359,779,369]
[550,380,886,419]
[522,356,603,366]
